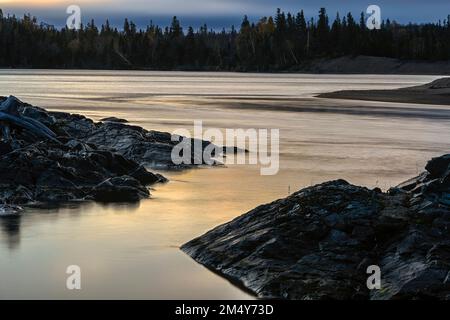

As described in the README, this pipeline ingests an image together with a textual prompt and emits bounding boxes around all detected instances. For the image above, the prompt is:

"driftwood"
[0,96,60,144]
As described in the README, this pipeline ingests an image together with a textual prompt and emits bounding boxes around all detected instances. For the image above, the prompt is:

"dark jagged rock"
[424,154,450,179]
[1,97,222,170]
[100,116,129,123]
[0,204,22,216]
[182,155,450,300]
[82,121,218,169]
[0,139,163,204]
[0,96,194,206]
[91,176,150,202]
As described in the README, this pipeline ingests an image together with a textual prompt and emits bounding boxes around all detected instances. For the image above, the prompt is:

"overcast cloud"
[1,0,449,29]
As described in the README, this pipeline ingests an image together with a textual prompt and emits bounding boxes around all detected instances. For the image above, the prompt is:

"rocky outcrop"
[28,101,217,170]
[0,140,162,204]
[0,95,239,208]
[0,95,219,207]
[182,154,450,300]
[0,96,168,205]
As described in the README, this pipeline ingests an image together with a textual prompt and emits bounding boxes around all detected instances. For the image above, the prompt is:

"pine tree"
[123,18,130,34]
[170,16,182,38]
[317,8,330,53]
[296,10,307,33]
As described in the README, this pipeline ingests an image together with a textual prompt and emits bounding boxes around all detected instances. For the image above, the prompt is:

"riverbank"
[299,56,450,75]
[318,77,450,105]
[3,56,450,75]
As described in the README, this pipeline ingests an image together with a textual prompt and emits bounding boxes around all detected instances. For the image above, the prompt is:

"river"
[0,70,449,299]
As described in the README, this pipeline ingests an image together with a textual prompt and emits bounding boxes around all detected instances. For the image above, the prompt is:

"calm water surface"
[0,70,449,299]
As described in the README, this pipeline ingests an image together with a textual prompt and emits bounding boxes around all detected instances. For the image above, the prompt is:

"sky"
[0,0,449,29]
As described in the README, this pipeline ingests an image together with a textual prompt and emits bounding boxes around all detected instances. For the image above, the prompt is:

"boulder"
[91,176,149,202]
[0,141,166,204]
[425,154,450,179]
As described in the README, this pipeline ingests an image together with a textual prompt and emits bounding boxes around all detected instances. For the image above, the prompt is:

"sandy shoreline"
[218,95,450,120]
[317,77,450,106]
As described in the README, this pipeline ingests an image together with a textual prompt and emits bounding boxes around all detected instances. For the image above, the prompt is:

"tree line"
[0,8,449,70]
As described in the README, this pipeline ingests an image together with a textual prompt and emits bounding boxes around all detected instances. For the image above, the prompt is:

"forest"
[0,7,450,70]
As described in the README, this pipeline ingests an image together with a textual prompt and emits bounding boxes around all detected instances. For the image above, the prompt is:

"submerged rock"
[182,154,450,300]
